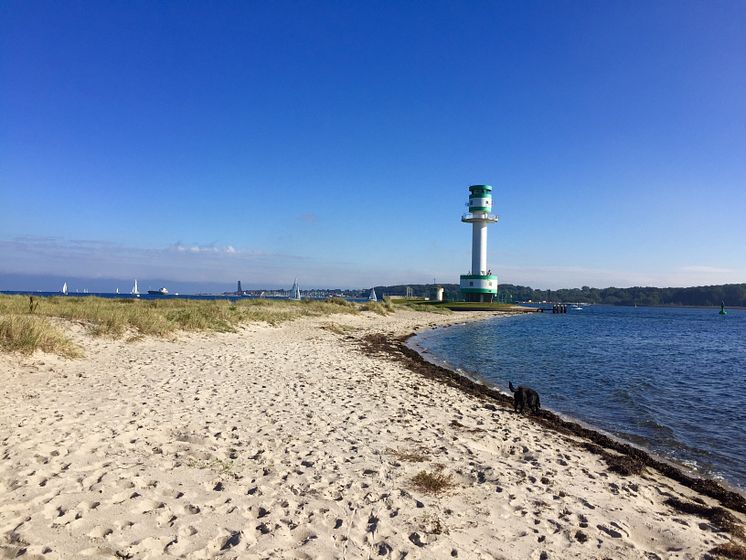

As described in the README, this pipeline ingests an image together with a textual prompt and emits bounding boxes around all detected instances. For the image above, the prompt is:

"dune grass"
[0,295,362,335]
[0,314,82,358]
[360,300,393,315]
[394,301,452,314]
[0,295,368,356]
[0,293,451,357]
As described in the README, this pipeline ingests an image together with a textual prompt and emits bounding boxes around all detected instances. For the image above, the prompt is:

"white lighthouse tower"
[459,184,498,302]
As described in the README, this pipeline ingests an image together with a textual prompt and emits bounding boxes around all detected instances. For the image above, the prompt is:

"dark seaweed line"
[358,332,746,515]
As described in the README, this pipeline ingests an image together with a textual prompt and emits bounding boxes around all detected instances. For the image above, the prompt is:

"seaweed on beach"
[665,498,744,539]
[710,541,746,560]
[581,442,644,476]
[359,334,405,358]
[365,333,746,517]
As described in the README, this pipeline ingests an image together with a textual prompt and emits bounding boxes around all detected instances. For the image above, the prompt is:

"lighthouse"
[459,184,498,302]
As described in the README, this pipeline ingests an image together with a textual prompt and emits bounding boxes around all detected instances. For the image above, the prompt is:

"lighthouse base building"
[460,273,498,302]
[459,184,498,302]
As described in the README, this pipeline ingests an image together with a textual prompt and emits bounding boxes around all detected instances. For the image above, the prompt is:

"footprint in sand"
[178,525,198,538]
[130,498,165,514]
[87,526,114,539]
[597,523,623,538]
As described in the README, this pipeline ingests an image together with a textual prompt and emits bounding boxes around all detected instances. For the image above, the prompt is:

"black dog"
[509,381,540,413]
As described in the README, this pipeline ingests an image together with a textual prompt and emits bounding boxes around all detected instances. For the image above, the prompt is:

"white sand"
[1,310,743,559]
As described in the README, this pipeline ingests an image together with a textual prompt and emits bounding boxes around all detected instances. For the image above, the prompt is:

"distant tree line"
[373,283,746,307]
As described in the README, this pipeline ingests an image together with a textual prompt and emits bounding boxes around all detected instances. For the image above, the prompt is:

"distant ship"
[147,287,169,295]
[368,288,378,302]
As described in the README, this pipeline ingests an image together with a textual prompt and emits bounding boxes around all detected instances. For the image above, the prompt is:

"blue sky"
[2,1,745,291]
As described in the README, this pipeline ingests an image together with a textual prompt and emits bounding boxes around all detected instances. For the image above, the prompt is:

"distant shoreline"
[3,291,745,310]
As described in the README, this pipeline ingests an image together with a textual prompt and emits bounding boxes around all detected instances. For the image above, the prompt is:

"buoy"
[719,301,727,315]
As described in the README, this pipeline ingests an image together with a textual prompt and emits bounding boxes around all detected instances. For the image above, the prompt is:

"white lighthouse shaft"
[472,219,487,275]
[459,184,498,302]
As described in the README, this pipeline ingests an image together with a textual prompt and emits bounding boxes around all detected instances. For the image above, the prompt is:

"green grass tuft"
[360,301,391,315]
[0,314,81,357]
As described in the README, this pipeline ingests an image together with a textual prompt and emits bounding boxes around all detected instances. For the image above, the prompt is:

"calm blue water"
[0,290,248,301]
[0,291,362,302]
[412,305,746,490]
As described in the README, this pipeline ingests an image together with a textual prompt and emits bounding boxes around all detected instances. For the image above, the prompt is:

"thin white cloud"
[0,236,392,288]
[3,236,743,290]
[169,242,240,254]
[679,265,734,274]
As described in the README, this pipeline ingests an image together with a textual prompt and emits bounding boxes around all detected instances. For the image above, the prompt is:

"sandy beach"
[1,309,744,559]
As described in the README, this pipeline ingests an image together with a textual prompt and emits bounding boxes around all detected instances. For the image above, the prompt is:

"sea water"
[411,305,746,490]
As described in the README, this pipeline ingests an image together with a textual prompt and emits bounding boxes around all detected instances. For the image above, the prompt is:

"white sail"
[290,278,301,300]
[116,288,119,294]
[368,288,377,302]
[131,279,139,295]
[62,282,68,295]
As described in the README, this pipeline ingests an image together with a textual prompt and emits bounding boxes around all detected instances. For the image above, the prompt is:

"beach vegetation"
[0,295,388,357]
[377,298,451,314]
[361,301,391,315]
[411,470,454,494]
[396,301,452,314]
[438,301,514,311]
[0,314,81,357]
[324,296,357,308]
[388,447,428,462]
[322,322,357,335]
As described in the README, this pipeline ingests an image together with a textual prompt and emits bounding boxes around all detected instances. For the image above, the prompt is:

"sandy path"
[0,310,742,559]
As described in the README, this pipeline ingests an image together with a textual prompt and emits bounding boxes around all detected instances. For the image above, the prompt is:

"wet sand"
[1,309,744,559]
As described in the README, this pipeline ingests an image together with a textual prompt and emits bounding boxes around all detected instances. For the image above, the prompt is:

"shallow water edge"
[364,327,746,512]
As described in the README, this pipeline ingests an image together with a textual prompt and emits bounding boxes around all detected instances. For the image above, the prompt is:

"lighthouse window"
[469,281,474,286]
[488,282,492,286]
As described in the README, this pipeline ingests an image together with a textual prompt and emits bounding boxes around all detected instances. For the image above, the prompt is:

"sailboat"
[368,288,378,302]
[116,288,119,294]
[131,279,140,297]
[289,278,301,301]
[62,282,68,296]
